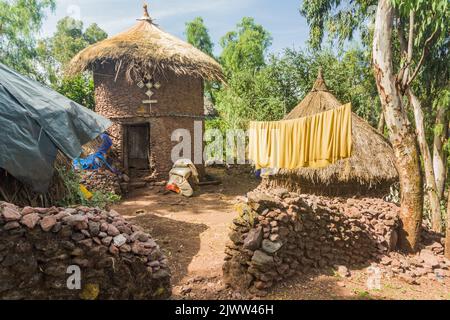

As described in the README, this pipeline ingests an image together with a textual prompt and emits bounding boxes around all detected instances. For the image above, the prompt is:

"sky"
[40,0,310,55]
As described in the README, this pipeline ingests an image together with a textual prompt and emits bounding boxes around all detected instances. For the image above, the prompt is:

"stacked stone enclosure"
[223,189,400,293]
[0,202,171,299]
[94,63,205,178]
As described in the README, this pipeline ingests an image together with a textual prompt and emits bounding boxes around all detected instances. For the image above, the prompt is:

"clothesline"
[248,103,353,170]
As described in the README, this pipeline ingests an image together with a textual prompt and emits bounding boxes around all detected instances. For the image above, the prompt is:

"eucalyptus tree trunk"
[373,0,423,252]
[445,193,450,259]
[408,90,442,232]
[378,111,385,133]
[433,106,448,200]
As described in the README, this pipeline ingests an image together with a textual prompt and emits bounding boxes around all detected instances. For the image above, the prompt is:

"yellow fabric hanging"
[249,103,352,169]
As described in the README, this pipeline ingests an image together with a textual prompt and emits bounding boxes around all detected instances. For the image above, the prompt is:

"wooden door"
[126,124,149,170]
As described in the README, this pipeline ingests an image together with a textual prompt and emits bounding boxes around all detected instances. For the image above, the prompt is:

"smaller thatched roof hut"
[262,70,399,196]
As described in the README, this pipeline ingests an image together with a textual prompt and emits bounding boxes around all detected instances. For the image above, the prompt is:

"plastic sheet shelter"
[0,63,111,192]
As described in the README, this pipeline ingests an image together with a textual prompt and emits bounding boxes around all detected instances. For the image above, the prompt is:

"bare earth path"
[113,168,450,300]
[112,168,259,299]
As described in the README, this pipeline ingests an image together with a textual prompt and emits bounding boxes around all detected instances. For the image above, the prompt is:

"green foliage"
[50,17,87,65]
[214,68,287,130]
[38,16,107,79]
[392,0,449,79]
[267,47,380,124]
[439,90,450,163]
[353,289,374,299]
[213,17,279,130]
[205,117,228,133]
[0,0,55,77]
[300,0,450,174]
[219,17,272,74]
[184,17,218,103]
[209,13,380,133]
[213,46,380,131]
[393,0,450,162]
[55,74,96,110]
[185,17,214,57]
[89,191,121,209]
[56,166,87,207]
[84,23,108,46]
[40,17,108,70]
[300,0,376,50]
[37,16,107,109]
[392,0,449,47]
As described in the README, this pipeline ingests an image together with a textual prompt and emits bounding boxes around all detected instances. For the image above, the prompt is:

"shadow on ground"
[128,213,208,285]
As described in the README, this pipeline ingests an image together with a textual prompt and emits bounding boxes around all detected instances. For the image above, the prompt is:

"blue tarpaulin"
[73,133,118,173]
[0,62,111,192]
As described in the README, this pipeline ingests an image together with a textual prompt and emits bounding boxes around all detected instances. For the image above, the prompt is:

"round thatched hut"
[261,70,399,196]
[68,5,223,179]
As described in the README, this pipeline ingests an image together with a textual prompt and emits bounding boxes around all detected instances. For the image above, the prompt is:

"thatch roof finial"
[312,67,328,92]
[138,2,152,22]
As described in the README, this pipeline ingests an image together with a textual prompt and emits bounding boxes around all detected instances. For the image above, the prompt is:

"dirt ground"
[113,168,450,300]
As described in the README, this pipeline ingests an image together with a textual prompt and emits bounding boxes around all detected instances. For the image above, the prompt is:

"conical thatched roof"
[272,69,398,191]
[67,4,224,82]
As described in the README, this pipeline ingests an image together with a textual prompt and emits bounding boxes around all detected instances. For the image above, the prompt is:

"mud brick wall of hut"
[222,189,400,293]
[93,63,205,178]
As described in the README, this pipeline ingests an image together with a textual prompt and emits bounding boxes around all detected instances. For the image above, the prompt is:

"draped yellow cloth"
[248,103,352,169]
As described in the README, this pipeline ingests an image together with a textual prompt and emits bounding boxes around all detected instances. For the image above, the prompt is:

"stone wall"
[93,63,205,179]
[222,189,400,294]
[79,169,124,196]
[260,176,392,198]
[0,202,171,299]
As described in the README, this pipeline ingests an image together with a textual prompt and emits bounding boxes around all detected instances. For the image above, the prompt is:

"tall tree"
[446,189,450,259]
[433,90,450,199]
[393,0,449,233]
[185,17,216,104]
[84,23,108,45]
[219,17,272,74]
[214,17,275,129]
[185,17,214,57]
[37,16,108,109]
[39,17,107,80]
[0,0,55,77]
[372,0,423,251]
[300,0,449,250]
[418,38,450,201]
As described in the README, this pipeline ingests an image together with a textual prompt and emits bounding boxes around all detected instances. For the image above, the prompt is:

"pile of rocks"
[0,202,170,299]
[373,230,450,284]
[223,188,400,295]
[79,169,127,195]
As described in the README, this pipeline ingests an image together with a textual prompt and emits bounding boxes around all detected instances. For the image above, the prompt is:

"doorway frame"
[122,121,151,172]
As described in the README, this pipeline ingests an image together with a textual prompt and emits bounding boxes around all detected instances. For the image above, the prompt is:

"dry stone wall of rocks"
[222,188,400,294]
[0,202,170,299]
[79,169,124,196]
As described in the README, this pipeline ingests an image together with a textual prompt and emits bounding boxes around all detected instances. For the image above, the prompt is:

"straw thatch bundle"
[67,5,223,82]
[0,153,70,207]
[263,70,398,196]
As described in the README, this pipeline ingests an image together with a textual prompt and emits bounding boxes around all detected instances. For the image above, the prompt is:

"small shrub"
[56,166,120,209]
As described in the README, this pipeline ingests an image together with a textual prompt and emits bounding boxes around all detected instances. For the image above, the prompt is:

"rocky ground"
[112,167,450,300]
